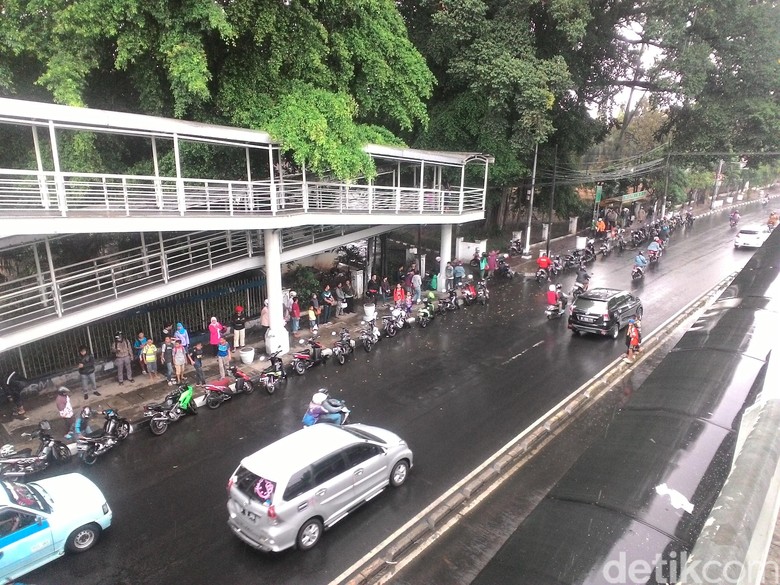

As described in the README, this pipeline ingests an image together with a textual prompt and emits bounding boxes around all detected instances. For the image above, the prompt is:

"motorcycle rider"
[647,237,662,260]
[465,275,477,298]
[730,210,741,226]
[575,265,591,291]
[556,284,567,311]
[536,253,553,280]
[303,391,343,426]
[67,406,93,440]
[634,250,648,275]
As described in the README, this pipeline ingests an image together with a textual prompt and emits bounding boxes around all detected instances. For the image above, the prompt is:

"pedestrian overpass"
[0,98,493,356]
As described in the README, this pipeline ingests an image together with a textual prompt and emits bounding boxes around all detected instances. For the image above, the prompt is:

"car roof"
[240,424,360,479]
[578,288,626,301]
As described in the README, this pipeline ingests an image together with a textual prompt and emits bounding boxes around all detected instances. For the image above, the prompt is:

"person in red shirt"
[623,318,642,362]
[393,282,406,305]
[537,254,553,270]
[546,284,558,306]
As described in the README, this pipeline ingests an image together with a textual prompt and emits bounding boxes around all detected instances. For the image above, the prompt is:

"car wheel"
[296,518,323,551]
[609,322,620,339]
[66,523,101,553]
[390,459,409,487]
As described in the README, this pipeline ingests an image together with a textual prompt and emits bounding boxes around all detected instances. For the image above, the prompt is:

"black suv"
[568,288,643,338]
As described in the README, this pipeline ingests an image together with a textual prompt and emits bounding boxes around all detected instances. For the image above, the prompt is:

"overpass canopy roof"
[0,97,275,147]
[364,144,495,166]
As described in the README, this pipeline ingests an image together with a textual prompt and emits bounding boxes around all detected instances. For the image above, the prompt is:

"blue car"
[0,473,112,582]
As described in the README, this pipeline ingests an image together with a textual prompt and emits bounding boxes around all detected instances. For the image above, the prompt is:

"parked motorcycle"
[203,365,256,409]
[143,384,198,436]
[390,303,410,330]
[292,337,332,374]
[360,319,381,352]
[417,298,435,328]
[331,328,355,365]
[508,239,523,257]
[599,240,612,258]
[76,408,131,465]
[439,289,461,312]
[301,391,351,427]
[0,420,71,478]
[256,350,287,393]
[381,314,398,337]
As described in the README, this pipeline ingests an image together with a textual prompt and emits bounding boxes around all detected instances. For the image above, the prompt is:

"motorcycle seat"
[84,429,106,439]
[11,448,33,458]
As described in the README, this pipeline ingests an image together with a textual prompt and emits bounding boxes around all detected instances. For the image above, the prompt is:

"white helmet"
[312,391,328,405]
[548,284,556,292]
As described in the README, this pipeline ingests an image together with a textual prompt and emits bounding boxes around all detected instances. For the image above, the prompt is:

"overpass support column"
[438,224,453,292]
[262,229,290,356]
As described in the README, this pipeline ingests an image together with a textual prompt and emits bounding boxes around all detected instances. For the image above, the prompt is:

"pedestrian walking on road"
[55,387,73,437]
[77,346,100,400]
[112,332,135,385]
[232,306,246,350]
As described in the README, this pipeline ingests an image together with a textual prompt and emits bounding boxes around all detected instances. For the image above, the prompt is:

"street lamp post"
[522,142,539,257]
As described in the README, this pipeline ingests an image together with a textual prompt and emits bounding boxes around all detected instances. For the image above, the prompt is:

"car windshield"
[739,229,758,235]
[1,481,49,513]
[233,466,276,505]
[341,426,387,444]
[574,299,608,313]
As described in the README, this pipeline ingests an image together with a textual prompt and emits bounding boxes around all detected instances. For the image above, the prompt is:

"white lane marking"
[502,340,544,365]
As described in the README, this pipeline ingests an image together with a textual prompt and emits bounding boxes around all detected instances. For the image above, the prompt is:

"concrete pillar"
[541,223,550,242]
[262,229,290,355]
[568,217,579,234]
[438,224,453,292]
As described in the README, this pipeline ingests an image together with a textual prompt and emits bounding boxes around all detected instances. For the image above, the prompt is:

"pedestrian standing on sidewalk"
[77,346,100,400]
[55,387,73,437]
[308,303,318,331]
[366,275,380,302]
[142,338,159,382]
[310,293,320,326]
[321,285,336,323]
[478,253,488,280]
[334,283,346,317]
[189,342,206,385]
[411,271,422,303]
[290,294,301,332]
[445,262,454,291]
[208,316,225,356]
[216,336,231,379]
[112,332,135,385]
[380,277,392,303]
[160,336,174,385]
[343,281,355,314]
[172,339,188,383]
[623,319,642,363]
[174,322,190,351]
[260,300,270,337]
[134,331,148,376]
[487,250,498,279]
[453,261,466,288]
[232,306,246,350]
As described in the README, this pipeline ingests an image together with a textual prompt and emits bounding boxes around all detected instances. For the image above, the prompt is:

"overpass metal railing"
[0,230,261,336]
[0,169,485,218]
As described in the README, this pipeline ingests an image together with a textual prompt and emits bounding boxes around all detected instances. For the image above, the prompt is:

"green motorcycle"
[143,383,198,436]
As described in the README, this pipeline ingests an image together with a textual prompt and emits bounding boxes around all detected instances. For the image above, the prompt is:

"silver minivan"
[226,423,413,552]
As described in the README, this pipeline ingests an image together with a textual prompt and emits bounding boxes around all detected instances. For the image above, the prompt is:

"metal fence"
[0,274,264,380]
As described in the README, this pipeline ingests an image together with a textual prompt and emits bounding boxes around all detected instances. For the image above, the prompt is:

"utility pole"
[522,142,539,257]
[710,159,724,210]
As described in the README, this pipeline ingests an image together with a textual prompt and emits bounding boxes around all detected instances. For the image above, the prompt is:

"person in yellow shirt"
[142,338,159,381]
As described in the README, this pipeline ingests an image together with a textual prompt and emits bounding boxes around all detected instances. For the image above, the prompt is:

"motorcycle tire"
[53,442,72,462]
[386,323,397,338]
[479,296,486,306]
[81,445,99,466]
[293,360,307,375]
[363,338,373,352]
[117,420,131,440]
[188,401,198,415]
[149,418,168,436]
[243,380,255,394]
[336,352,346,366]
[206,392,223,409]
[420,316,429,328]
[264,376,279,395]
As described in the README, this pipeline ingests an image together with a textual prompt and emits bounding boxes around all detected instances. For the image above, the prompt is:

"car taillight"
[267,505,277,519]
[603,313,610,321]
[227,477,234,494]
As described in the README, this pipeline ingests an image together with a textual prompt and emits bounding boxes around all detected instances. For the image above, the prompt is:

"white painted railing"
[0,169,485,217]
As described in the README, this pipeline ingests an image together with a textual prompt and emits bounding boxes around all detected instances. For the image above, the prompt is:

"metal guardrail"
[0,169,485,217]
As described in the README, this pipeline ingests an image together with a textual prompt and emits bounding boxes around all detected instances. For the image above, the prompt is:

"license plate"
[241,509,257,522]
[580,316,596,323]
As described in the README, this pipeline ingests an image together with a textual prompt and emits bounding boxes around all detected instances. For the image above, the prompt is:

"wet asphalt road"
[28,207,766,585]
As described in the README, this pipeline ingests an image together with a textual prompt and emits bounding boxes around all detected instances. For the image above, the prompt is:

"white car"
[0,473,112,583]
[734,224,772,249]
